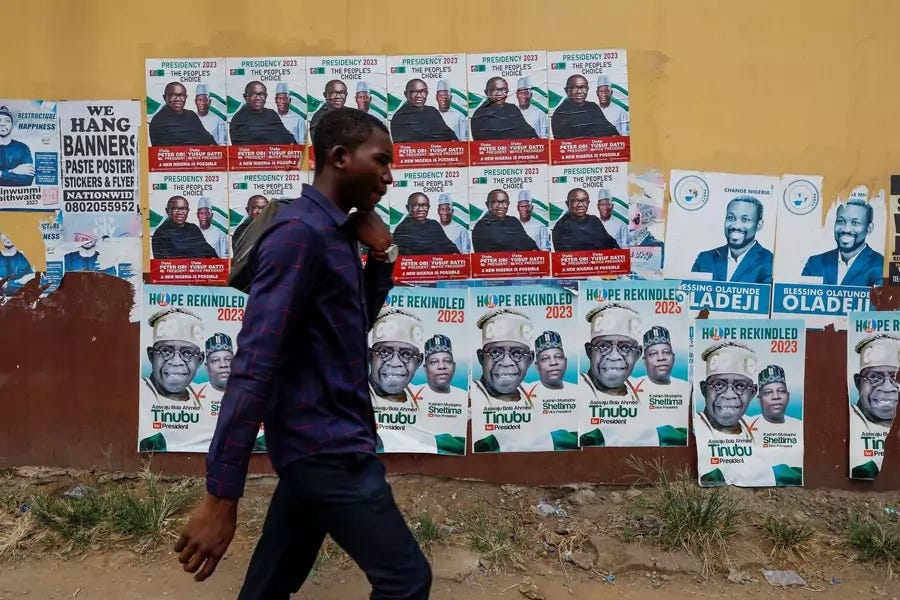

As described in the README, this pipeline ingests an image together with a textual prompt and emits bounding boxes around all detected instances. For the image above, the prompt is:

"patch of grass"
[411,512,442,556]
[311,535,350,577]
[626,458,743,574]
[844,512,900,567]
[760,515,815,559]
[455,507,527,570]
[29,488,107,549]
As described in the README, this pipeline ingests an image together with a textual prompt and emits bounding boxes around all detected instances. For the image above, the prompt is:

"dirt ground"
[2,471,900,600]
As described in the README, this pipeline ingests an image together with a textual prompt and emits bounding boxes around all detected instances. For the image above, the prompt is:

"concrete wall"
[2,0,900,488]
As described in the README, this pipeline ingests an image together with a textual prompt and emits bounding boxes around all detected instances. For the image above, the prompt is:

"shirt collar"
[840,244,868,266]
[302,183,349,228]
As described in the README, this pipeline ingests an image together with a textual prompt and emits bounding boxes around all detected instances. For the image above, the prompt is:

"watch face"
[386,245,399,262]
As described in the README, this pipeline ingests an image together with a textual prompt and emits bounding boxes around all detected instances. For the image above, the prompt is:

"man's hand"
[174,494,238,582]
[10,164,34,176]
[348,209,392,251]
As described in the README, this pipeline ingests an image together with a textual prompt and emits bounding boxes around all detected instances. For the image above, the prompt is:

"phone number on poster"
[65,201,136,213]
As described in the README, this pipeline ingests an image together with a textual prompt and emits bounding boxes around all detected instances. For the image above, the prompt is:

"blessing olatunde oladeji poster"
[368,287,470,455]
[693,319,805,487]
[576,280,691,448]
[469,284,580,453]
[847,312,900,480]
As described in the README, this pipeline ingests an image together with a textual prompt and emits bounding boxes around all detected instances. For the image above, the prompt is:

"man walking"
[175,108,432,599]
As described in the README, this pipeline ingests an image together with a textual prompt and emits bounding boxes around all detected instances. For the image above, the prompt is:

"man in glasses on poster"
[850,333,900,479]
[368,309,424,408]
[472,309,535,406]
[309,80,348,135]
[229,81,295,146]
[471,76,540,141]
[142,308,206,404]
[696,341,757,437]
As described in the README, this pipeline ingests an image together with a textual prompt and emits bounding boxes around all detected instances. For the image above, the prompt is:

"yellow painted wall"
[4,0,898,269]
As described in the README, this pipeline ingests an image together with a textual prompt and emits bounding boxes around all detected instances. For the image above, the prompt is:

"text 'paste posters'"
[0,209,62,299]
[387,54,469,168]
[228,171,303,256]
[665,170,779,318]
[549,162,631,277]
[847,312,900,480]
[547,49,629,165]
[59,101,141,284]
[149,172,228,284]
[369,287,470,455]
[0,100,59,210]
[693,320,805,487]
[146,58,227,171]
[465,51,549,165]
[226,57,306,171]
[307,55,387,168]
[389,167,470,281]
[577,281,691,448]
[773,178,884,328]
[469,284,579,453]
[139,285,268,453]
[469,164,551,278]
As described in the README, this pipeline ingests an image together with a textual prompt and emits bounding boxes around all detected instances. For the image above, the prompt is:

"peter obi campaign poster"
[307,55,387,169]
[148,172,229,285]
[228,171,304,260]
[465,51,549,166]
[665,170,780,318]
[225,56,306,171]
[388,167,470,281]
[847,312,900,480]
[576,280,691,448]
[548,162,631,277]
[468,164,551,278]
[469,284,580,453]
[772,177,885,329]
[368,287,470,455]
[0,100,59,211]
[387,54,469,168]
[693,319,805,487]
[0,209,63,300]
[138,285,266,454]
[547,49,629,165]
[146,58,228,172]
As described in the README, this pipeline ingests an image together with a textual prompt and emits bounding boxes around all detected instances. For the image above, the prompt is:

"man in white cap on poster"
[595,74,629,136]
[195,83,227,146]
[516,76,548,139]
[516,190,551,251]
[435,79,468,142]
[437,193,470,253]
[579,303,643,447]
[355,81,386,125]
[849,333,900,479]
[696,341,757,438]
[595,188,627,243]
[274,82,307,145]
[138,307,206,453]
[196,197,228,259]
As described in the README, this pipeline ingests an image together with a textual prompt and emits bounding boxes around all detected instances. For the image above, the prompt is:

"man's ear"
[330,144,350,171]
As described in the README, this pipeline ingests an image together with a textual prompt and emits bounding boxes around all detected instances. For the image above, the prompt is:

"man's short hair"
[843,198,874,226]
[312,108,388,174]
[727,195,764,222]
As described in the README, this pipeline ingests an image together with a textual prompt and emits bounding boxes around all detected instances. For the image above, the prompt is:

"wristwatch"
[371,244,399,263]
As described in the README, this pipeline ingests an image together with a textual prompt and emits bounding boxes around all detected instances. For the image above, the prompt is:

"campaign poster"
[225,57,306,171]
[389,167,470,281]
[665,170,779,318]
[0,100,59,210]
[368,288,470,454]
[772,178,884,328]
[0,209,63,299]
[228,171,304,255]
[465,51,549,165]
[138,285,268,453]
[387,54,469,168]
[148,172,229,284]
[59,100,139,216]
[576,281,691,448]
[889,176,900,285]
[307,55,388,167]
[693,319,805,487]
[624,169,667,279]
[60,212,140,285]
[548,163,631,277]
[469,284,580,453]
[145,58,228,171]
[547,49,629,165]
[469,164,551,278]
[847,312,900,480]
